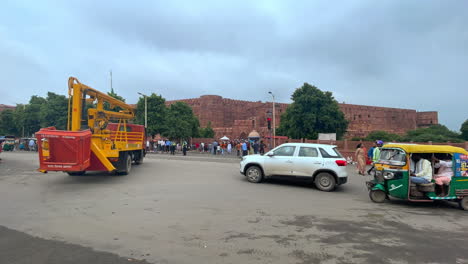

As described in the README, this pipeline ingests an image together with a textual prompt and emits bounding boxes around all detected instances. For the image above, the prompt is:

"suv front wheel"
[314,172,336,192]
[246,165,263,183]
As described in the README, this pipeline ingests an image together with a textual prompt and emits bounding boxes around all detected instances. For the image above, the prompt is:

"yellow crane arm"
[67,77,135,131]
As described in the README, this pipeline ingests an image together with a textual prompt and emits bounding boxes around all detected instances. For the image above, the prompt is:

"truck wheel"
[369,190,386,203]
[314,172,336,192]
[118,153,132,175]
[246,166,263,183]
[134,150,144,165]
[67,171,85,176]
[459,197,468,211]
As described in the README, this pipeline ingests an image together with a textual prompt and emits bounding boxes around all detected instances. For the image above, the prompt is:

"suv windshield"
[379,148,406,166]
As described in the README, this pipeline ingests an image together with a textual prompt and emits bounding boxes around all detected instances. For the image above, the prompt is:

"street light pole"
[137,92,148,128]
[268,92,276,148]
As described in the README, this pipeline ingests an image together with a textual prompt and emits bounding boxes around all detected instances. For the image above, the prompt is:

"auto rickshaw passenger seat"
[417,182,435,193]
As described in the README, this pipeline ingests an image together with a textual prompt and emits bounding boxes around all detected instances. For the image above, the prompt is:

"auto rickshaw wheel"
[369,190,386,203]
[459,197,468,211]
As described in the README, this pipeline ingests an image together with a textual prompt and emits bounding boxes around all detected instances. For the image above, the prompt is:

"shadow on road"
[240,176,349,192]
[48,167,143,185]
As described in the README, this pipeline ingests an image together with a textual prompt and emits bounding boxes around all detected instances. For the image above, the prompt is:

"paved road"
[0,152,467,264]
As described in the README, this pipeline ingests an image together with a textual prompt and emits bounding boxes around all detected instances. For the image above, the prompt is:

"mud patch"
[224,232,297,247]
[289,250,332,264]
[279,215,317,232]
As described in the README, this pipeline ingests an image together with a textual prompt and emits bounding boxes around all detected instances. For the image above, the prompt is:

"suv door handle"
[313,162,322,164]
[286,160,293,163]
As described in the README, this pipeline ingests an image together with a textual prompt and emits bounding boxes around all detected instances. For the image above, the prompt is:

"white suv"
[240,143,348,191]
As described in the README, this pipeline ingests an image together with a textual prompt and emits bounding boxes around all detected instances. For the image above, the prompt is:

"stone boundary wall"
[165,95,438,140]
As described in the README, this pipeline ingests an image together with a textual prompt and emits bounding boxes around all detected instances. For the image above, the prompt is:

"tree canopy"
[135,93,168,137]
[277,83,348,140]
[104,88,126,111]
[0,109,17,136]
[401,125,463,143]
[199,121,215,138]
[0,93,68,137]
[40,92,68,130]
[365,131,401,142]
[163,102,200,140]
[461,120,468,141]
[355,125,464,143]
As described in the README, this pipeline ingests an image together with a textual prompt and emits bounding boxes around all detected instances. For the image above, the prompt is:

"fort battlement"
[166,95,438,139]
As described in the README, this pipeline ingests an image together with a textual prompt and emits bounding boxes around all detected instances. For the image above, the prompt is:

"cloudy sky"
[1,0,467,130]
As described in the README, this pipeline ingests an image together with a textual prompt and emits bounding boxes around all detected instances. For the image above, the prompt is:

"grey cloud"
[1,0,467,130]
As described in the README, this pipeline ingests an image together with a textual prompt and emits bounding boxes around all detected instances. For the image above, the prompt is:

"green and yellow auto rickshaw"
[367,144,468,210]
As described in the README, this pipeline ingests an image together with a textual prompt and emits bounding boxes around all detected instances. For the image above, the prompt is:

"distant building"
[166,95,438,139]
[0,104,16,112]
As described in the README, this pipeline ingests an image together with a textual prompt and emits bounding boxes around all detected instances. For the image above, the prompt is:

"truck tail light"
[335,160,347,166]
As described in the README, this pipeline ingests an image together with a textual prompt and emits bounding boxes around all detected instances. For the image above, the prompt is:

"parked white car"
[240,143,348,191]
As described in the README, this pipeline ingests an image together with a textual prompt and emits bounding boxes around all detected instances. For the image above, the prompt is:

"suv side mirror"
[267,152,274,157]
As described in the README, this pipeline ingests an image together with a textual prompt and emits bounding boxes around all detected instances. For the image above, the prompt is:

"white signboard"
[318,133,336,141]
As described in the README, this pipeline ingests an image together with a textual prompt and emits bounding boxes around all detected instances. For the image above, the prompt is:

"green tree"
[104,88,126,111]
[24,96,46,137]
[163,102,200,140]
[0,109,18,135]
[461,119,468,141]
[365,131,401,142]
[12,104,26,137]
[277,83,348,139]
[39,92,68,130]
[199,121,215,138]
[135,93,167,136]
[402,125,463,143]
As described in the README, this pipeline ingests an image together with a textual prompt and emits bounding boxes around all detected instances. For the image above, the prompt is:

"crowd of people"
[146,139,189,156]
[207,139,266,156]
[351,140,384,175]
[0,138,37,152]
[144,138,267,157]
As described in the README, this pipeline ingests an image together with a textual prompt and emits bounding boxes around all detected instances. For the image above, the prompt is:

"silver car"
[240,143,348,191]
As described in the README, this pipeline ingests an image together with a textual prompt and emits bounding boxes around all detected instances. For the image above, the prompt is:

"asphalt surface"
[0,151,467,264]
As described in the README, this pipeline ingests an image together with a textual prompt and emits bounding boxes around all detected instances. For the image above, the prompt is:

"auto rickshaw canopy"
[383,143,468,155]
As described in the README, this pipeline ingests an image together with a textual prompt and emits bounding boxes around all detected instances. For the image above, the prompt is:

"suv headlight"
[383,172,394,180]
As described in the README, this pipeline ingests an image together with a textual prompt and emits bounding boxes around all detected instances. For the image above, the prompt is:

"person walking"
[212,140,218,155]
[242,141,248,156]
[182,140,188,156]
[259,140,265,155]
[165,140,171,153]
[368,140,383,175]
[227,142,232,155]
[355,143,366,175]
[253,141,259,154]
[170,141,176,155]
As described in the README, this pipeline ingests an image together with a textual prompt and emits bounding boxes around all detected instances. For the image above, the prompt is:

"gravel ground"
[0,151,467,264]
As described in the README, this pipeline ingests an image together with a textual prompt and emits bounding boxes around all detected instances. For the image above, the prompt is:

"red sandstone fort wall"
[167,96,438,139]
[416,111,438,128]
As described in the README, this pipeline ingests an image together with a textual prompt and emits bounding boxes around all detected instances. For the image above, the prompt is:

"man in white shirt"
[410,154,432,184]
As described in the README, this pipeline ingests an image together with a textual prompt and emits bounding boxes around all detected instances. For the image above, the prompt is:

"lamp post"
[137,92,148,128]
[268,91,276,148]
